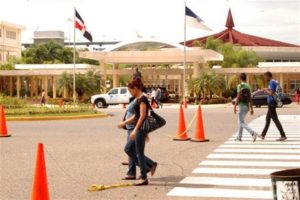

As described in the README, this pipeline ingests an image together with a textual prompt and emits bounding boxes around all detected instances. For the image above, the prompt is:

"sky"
[0,0,299,45]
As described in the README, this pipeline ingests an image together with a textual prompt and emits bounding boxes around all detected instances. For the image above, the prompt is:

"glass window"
[6,31,16,39]
[290,80,300,90]
[120,88,127,94]
[108,89,118,95]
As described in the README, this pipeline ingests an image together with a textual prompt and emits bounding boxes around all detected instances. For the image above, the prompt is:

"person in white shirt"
[150,88,158,107]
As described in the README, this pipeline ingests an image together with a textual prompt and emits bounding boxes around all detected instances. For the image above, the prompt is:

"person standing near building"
[234,73,257,142]
[259,71,287,141]
[155,87,163,108]
[40,89,46,106]
[150,88,158,108]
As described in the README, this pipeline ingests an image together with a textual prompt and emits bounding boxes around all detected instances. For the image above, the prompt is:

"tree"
[57,72,72,98]
[188,70,226,99]
[57,70,102,100]
[227,75,239,90]
[193,37,260,68]
[21,40,98,65]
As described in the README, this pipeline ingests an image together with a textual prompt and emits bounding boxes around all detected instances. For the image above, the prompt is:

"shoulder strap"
[138,95,153,111]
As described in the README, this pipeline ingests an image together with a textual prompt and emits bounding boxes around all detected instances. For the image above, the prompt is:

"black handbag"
[141,108,166,134]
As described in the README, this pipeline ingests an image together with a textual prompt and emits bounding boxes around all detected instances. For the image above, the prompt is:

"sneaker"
[234,138,242,142]
[252,133,257,143]
[258,134,265,140]
[276,137,287,141]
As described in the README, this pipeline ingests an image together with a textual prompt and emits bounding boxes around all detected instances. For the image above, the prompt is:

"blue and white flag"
[185,6,212,31]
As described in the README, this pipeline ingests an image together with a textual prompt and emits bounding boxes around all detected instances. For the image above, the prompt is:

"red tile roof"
[185,9,299,47]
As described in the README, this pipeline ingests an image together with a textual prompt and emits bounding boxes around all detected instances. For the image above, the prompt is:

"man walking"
[259,71,287,141]
[234,73,257,142]
[155,87,163,108]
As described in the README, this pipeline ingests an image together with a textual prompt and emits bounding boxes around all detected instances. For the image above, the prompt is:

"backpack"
[273,82,283,103]
[238,85,251,103]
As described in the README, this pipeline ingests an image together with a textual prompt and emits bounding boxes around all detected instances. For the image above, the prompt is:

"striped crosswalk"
[167,115,300,199]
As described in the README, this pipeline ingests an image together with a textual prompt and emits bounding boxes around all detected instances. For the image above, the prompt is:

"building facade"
[0,21,25,64]
[33,31,65,46]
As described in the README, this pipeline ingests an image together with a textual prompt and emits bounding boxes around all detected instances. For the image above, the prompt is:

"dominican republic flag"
[185,6,212,31]
[75,9,93,42]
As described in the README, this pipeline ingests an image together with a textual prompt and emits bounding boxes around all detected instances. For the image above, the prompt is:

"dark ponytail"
[128,78,144,91]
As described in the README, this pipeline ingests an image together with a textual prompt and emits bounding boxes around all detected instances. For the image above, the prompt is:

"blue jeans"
[124,129,154,179]
[237,105,255,139]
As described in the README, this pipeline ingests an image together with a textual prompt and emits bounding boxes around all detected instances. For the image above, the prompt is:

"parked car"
[232,90,292,108]
[91,87,132,108]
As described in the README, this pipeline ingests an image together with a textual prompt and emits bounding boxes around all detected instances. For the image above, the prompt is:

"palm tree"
[57,72,72,98]
[188,70,225,99]
[227,75,239,90]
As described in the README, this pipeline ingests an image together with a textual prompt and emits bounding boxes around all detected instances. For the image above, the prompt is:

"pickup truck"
[91,87,132,108]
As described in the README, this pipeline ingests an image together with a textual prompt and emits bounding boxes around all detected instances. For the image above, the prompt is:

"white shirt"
[151,90,156,98]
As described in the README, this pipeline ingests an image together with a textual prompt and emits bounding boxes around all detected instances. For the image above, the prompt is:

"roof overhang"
[213,67,300,75]
[243,46,300,61]
[79,49,223,64]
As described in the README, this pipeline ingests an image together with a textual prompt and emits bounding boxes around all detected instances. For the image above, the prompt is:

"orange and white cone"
[0,106,10,137]
[173,104,190,141]
[31,143,50,200]
[191,106,209,142]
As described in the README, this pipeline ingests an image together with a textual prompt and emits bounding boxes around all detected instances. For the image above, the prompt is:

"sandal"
[133,179,149,186]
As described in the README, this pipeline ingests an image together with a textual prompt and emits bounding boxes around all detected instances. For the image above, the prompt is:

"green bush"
[0,94,28,108]
[222,89,237,99]
[5,104,92,116]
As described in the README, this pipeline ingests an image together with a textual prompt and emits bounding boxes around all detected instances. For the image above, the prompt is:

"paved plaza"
[0,104,300,200]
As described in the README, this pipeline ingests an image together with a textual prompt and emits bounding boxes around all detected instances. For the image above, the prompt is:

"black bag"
[141,110,166,134]
[238,88,251,103]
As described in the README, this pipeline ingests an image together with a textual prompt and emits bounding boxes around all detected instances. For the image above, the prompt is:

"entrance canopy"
[80,38,223,64]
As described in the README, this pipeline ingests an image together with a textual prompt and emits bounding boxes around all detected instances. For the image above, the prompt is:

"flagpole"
[73,8,76,103]
[183,2,187,103]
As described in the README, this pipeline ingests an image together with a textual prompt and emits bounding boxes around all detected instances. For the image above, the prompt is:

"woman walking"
[118,78,157,186]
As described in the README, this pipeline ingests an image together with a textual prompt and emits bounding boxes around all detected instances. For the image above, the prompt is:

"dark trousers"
[125,130,154,178]
[262,104,286,138]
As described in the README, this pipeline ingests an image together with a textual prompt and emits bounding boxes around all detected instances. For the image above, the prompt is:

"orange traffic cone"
[31,143,50,200]
[0,106,10,137]
[191,106,209,142]
[173,104,190,141]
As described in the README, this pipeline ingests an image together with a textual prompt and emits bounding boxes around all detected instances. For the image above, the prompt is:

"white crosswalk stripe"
[193,167,281,175]
[214,148,300,153]
[207,153,300,160]
[167,115,300,199]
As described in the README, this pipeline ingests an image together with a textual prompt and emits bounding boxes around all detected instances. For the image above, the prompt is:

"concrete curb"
[6,113,108,121]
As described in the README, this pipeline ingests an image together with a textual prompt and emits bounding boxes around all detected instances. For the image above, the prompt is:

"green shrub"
[5,104,92,116]
[222,89,236,99]
[0,94,28,108]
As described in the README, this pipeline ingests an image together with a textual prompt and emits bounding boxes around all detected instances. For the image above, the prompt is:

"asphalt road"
[0,103,299,200]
